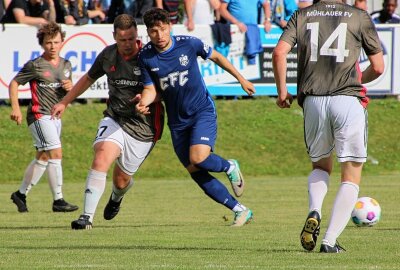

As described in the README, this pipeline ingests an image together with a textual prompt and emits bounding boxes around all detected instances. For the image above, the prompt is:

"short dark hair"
[143,8,170,28]
[36,22,65,46]
[113,14,137,32]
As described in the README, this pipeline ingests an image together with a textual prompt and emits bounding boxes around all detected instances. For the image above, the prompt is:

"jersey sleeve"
[87,49,106,80]
[13,60,35,86]
[360,12,382,56]
[138,52,154,86]
[190,37,213,60]
[279,10,298,47]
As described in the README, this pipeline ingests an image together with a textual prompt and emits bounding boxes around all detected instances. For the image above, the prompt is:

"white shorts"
[28,115,62,151]
[93,117,154,175]
[303,95,368,163]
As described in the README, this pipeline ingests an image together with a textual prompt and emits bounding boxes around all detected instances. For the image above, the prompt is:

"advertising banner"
[0,24,398,99]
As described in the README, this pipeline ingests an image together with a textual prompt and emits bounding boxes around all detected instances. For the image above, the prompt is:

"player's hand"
[264,20,272,33]
[10,109,22,125]
[276,93,293,108]
[185,19,194,31]
[236,22,247,33]
[62,80,73,92]
[241,80,256,96]
[135,102,150,115]
[51,103,66,119]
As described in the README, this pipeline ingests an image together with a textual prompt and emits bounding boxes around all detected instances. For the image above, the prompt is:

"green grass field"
[0,98,399,269]
[0,175,399,269]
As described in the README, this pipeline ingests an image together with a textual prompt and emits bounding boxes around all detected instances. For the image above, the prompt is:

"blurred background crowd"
[0,0,399,29]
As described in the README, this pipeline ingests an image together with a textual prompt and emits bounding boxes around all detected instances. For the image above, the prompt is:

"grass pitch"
[0,174,399,269]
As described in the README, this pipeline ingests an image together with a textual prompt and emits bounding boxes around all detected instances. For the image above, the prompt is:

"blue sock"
[195,154,230,172]
[190,170,237,210]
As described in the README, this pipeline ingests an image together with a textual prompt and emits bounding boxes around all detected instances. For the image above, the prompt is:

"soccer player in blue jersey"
[136,8,255,226]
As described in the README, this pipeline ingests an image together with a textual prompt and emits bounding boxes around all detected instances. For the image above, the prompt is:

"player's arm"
[51,74,94,118]
[209,50,255,96]
[8,80,23,125]
[361,52,384,84]
[272,40,293,108]
[136,84,158,115]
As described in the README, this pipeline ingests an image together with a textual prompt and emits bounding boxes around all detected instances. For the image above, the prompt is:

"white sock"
[232,202,247,212]
[111,178,134,202]
[19,159,48,195]
[308,169,329,217]
[83,169,107,223]
[323,181,359,246]
[47,159,63,200]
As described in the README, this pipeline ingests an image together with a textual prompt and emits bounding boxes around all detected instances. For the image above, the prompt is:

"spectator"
[183,0,220,31]
[354,0,368,11]
[297,0,312,9]
[61,0,105,25]
[371,0,400,24]
[220,0,271,33]
[107,0,153,24]
[270,0,298,29]
[220,0,271,65]
[1,0,56,26]
[53,0,75,24]
[155,0,180,24]
[1,0,11,19]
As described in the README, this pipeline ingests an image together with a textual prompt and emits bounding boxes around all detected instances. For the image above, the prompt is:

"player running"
[52,14,164,229]
[9,22,78,213]
[273,0,384,252]
[136,8,255,227]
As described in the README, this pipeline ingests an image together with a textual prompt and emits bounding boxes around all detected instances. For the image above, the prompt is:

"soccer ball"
[351,197,381,227]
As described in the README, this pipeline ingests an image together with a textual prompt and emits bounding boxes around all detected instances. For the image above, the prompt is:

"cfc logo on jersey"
[203,43,210,54]
[179,54,189,66]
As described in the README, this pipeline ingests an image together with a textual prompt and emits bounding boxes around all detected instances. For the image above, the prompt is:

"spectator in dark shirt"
[1,0,56,26]
[371,0,400,24]
[107,0,153,23]
[155,0,180,24]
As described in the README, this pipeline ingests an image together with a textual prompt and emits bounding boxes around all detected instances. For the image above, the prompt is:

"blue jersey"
[139,35,215,130]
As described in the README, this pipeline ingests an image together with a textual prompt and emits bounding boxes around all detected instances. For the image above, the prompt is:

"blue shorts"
[170,111,217,167]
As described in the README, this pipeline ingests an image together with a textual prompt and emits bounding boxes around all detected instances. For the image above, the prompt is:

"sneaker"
[300,210,321,251]
[71,215,92,230]
[226,159,245,197]
[52,199,79,212]
[103,196,122,220]
[10,191,28,212]
[320,241,346,253]
[231,209,253,227]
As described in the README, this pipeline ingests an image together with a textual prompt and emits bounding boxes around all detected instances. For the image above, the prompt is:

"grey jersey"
[279,0,382,106]
[13,56,72,125]
[88,42,164,142]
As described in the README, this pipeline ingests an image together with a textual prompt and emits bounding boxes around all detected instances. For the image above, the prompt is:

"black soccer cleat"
[11,191,28,212]
[300,210,321,251]
[103,196,123,220]
[320,242,346,253]
[52,198,79,212]
[71,215,92,230]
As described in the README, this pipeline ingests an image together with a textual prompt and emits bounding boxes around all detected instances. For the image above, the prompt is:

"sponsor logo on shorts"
[200,137,209,141]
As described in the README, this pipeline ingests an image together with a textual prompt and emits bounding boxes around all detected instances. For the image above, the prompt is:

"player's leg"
[300,96,334,251]
[172,127,252,226]
[104,133,154,220]
[30,116,78,212]
[320,96,367,253]
[11,150,48,213]
[47,147,79,212]
[188,112,245,197]
[72,117,122,229]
